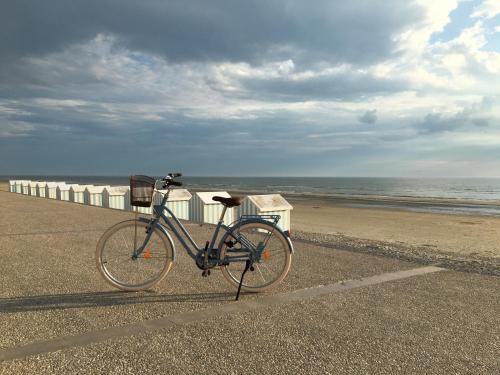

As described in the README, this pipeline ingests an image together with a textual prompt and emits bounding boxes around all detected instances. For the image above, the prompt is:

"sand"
[287,196,500,259]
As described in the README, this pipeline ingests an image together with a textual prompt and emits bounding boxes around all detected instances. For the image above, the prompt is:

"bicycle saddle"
[212,196,242,207]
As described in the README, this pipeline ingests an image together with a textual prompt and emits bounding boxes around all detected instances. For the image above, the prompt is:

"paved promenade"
[0,191,498,374]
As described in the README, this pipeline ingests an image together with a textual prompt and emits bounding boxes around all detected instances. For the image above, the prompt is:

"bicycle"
[95,173,293,298]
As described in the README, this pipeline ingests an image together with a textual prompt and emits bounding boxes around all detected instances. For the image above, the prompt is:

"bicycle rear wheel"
[96,220,173,291]
[219,221,292,292]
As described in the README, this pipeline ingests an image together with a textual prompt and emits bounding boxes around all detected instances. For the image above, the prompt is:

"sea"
[4,176,500,216]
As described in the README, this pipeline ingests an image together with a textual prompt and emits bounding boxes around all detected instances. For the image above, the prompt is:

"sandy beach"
[287,195,500,257]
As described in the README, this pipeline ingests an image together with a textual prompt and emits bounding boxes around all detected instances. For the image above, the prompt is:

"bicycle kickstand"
[235,259,253,301]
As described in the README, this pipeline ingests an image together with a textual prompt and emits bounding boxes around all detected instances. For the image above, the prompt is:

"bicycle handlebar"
[159,172,183,189]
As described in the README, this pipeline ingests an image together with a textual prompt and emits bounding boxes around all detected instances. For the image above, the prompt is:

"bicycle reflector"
[143,250,152,259]
[262,250,271,262]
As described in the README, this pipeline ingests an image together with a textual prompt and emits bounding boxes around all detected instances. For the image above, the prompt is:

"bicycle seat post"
[218,206,227,223]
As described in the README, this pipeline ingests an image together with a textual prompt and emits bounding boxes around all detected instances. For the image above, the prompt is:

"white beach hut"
[70,185,92,204]
[154,189,192,220]
[15,180,25,194]
[189,191,234,225]
[46,182,65,199]
[107,186,131,211]
[9,180,16,193]
[133,202,153,215]
[29,181,40,196]
[56,184,73,201]
[37,182,47,198]
[85,186,110,207]
[21,180,31,195]
[240,194,293,233]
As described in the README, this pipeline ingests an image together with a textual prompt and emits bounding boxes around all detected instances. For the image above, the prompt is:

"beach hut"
[37,182,48,198]
[85,186,110,207]
[8,180,16,193]
[37,182,47,198]
[107,186,131,211]
[29,181,40,196]
[15,180,25,194]
[189,191,234,225]
[21,181,31,195]
[240,194,293,233]
[154,189,192,220]
[134,202,153,215]
[70,185,92,204]
[45,182,64,199]
[56,184,73,201]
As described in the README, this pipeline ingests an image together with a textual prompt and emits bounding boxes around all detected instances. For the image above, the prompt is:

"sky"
[0,0,499,177]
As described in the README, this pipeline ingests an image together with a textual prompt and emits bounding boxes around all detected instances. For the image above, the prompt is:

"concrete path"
[0,192,498,374]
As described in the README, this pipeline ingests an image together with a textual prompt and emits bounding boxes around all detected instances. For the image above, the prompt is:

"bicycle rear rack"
[237,214,281,226]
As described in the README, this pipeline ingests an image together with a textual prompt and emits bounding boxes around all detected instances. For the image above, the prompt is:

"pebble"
[293,230,500,276]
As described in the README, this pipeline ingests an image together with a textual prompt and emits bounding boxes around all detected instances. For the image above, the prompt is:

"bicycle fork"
[131,219,156,260]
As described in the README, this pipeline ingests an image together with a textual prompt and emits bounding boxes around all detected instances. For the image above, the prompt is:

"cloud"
[471,0,500,19]
[415,98,494,134]
[1,1,500,176]
[236,67,406,101]
[0,1,423,68]
[358,110,378,124]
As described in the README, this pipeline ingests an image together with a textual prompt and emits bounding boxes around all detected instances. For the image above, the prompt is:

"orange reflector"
[143,250,152,259]
[262,250,271,261]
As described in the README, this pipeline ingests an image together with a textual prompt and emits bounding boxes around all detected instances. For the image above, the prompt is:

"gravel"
[293,230,500,276]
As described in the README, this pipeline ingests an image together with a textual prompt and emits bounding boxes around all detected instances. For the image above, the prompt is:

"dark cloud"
[1,1,498,177]
[358,109,377,124]
[239,73,406,101]
[416,110,490,135]
[0,0,422,68]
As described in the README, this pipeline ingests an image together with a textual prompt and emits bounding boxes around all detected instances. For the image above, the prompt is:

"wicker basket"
[130,175,156,207]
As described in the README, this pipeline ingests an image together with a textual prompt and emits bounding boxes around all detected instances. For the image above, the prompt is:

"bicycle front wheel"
[219,221,292,292]
[96,220,174,291]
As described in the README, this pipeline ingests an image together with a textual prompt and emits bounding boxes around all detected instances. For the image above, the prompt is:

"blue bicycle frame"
[135,189,293,266]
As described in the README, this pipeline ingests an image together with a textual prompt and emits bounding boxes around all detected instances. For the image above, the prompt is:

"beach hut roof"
[157,189,192,201]
[246,194,293,211]
[46,182,64,188]
[107,186,129,195]
[86,185,110,194]
[57,184,75,191]
[21,180,32,186]
[70,184,93,192]
[196,191,231,204]
[36,181,48,187]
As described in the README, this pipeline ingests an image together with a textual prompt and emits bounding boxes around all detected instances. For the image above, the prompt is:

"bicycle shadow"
[0,291,236,314]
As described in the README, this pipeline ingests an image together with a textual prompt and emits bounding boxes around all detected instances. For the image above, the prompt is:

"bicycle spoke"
[254,264,267,283]
[221,221,291,292]
[260,262,274,275]
[97,220,172,291]
[120,232,129,252]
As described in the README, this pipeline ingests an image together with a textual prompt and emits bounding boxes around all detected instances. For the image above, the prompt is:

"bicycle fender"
[137,217,177,261]
[226,218,294,254]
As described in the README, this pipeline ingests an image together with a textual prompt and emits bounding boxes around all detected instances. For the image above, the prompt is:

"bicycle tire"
[219,221,292,292]
[96,219,174,291]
